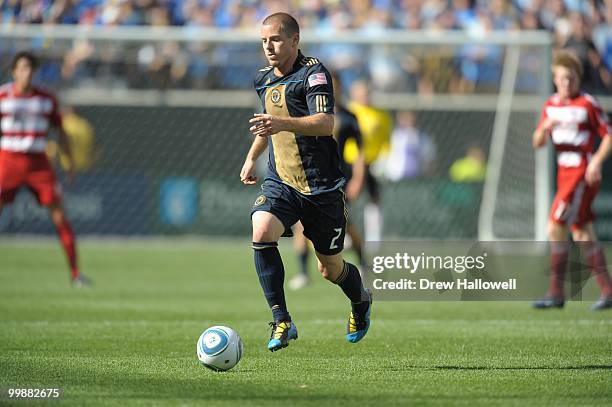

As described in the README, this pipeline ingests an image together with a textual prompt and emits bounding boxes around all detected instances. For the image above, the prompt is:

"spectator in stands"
[562,11,609,93]
[592,3,612,74]
[516,7,546,92]
[486,0,518,30]
[449,146,487,182]
[385,111,436,181]
[540,0,569,33]
[1,0,610,96]
[458,10,504,92]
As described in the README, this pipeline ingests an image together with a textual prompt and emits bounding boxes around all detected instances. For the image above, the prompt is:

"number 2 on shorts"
[330,228,343,250]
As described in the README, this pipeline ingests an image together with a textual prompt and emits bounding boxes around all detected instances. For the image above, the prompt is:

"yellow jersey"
[345,101,393,165]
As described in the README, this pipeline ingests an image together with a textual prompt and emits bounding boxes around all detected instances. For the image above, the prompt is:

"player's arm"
[585,120,611,185]
[585,99,612,185]
[249,64,335,138]
[240,135,268,185]
[585,135,610,186]
[51,99,76,184]
[346,120,366,201]
[347,151,365,202]
[249,112,333,138]
[57,126,76,184]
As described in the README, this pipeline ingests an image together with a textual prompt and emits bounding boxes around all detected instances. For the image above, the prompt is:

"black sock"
[334,261,369,316]
[298,249,309,277]
[253,242,290,322]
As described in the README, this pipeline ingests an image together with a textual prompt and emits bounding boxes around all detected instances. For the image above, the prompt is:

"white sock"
[364,202,382,242]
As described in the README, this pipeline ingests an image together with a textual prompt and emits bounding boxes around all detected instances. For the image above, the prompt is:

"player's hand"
[240,159,258,185]
[541,117,559,133]
[585,159,602,186]
[249,114,283,137]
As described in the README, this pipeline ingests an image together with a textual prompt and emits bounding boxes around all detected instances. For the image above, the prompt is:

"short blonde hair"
[552,50,583,78]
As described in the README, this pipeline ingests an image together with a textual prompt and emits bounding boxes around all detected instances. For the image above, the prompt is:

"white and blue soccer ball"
[196,326,243,371]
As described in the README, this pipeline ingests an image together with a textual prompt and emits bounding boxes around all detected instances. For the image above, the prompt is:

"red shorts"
[549,168,598,231]
[0,150,62,206]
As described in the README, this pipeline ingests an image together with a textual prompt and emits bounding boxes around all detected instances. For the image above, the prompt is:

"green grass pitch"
[0,239,611,406]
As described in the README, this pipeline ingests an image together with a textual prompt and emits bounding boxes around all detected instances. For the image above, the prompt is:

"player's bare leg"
[48,201,89,286]
[533,221,569,309]
[572,223,612,310]
[252,211,298,351]
[316,251,371,343]
[346,222,365,268]
[289,222,311,290]
[314,251,343,282]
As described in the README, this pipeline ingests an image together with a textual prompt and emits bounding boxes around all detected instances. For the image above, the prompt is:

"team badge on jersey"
[270,89,282,105]
[254,195,266,206]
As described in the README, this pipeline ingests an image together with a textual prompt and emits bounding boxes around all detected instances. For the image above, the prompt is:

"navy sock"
[253,242,290,322]
[298,249,309,277]
[334,261,369,316]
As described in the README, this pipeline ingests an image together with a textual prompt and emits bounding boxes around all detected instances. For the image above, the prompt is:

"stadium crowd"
[1,0,611,94]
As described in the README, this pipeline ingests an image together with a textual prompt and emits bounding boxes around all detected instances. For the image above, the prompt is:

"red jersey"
[538,92,611,172]
[0,82,62,153]
[540,92,610,228]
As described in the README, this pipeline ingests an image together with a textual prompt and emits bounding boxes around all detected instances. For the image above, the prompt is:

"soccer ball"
[196,326,243,371]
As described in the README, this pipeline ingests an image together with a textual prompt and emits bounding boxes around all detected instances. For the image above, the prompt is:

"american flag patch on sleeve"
[308,73,328,87]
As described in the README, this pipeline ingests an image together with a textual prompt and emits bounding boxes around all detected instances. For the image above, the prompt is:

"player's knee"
[252,226,275,243]
[546,224,556,241]
[251,212,284,243]
[318,263,333,280]
[572,227,593,242]
[252,221,281,243]
[318,261,342,281]
[547,222,565,241]
[48,204,66,225]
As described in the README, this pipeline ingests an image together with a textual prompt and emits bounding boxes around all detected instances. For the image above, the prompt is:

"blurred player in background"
[47,106,97,173]
[532,50,611,311]
[347,80,393,244]
[240,13,372,351]
[289,70,367,290]
[0,51,90,287]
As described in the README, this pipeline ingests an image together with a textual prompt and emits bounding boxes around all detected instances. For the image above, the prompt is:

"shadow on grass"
[3,358,611,404]
[434,365,612,371]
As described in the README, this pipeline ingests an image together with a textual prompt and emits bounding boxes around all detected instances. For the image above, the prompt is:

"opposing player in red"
[532,51,611,310]
[0,51,90,286]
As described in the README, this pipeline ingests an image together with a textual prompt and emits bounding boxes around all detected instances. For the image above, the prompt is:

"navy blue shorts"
[251,180,347,255]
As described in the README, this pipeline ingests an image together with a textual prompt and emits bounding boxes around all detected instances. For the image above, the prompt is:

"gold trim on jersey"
[265,84,310,194]
[299,56,319,67]
[315,95,328,113]
[341,189,348,223]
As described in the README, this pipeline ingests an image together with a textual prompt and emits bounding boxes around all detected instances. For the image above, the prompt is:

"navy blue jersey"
[254,51,345,195]
[334,104,362,181]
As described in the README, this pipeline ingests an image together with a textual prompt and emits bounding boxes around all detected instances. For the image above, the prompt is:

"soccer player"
[289,71,367,291]
[532,50,612,311]
[240,13,372,351]
[347,80,393,244]
[0,51,89,287]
